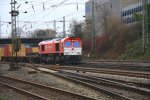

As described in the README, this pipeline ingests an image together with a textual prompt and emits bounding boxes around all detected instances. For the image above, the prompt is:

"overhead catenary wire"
[15,0,84,22]
[33,0,85,29]
[37,0,70,22]
[18,0,57,20]
[19,0,70,29]
[0,0,88,36]
[25,0,84,21]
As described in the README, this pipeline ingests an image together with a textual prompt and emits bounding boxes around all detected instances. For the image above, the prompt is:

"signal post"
[9,0,21,70]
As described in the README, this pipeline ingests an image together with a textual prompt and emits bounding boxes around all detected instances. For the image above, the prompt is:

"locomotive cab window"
[65,41,72,47]
[74,41,80,47]
[41,45,45,51]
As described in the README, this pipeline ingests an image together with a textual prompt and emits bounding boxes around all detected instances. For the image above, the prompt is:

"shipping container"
[4,45,11,57]
[9,44,26,52]
[26,48,32,54]
[20,44,26,52]
[32,47,38,53]
[0,47,4,60]
[9,44,26,57]
[17,52,26,57]
[9,44,12,52]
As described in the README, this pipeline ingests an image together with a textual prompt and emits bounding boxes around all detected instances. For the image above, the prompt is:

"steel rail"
[0,75,96,100]
[59,71,150,97]
[0,82,48,100]
[22,63,131,100]
[53,66,150,79]
[2,62,150,79]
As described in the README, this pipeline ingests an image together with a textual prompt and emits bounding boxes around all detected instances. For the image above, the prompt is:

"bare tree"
[31,29,56,38]
[82,19,92,39]
[95,1,112,34]
[69,19,83,38]
[69,19,78,36]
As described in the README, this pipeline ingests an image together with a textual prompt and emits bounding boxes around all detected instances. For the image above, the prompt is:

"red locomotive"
[38,37,82,64]
[1,37,82,64]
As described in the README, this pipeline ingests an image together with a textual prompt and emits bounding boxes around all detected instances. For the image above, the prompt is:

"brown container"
[26,48,32,54]
[0,47,4,60]
[4,45,11,57]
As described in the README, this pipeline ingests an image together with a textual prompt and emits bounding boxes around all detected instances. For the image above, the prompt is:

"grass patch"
[0,96,8,100]
[120,38,150,60]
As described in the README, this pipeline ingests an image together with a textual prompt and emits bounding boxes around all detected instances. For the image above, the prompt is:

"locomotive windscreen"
[65,41,72,47]
[74,41,80,47]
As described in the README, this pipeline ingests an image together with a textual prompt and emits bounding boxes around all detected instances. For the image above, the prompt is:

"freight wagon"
[1,44,39,63]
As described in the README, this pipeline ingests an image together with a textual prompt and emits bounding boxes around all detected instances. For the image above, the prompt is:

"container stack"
[0,44,39,60]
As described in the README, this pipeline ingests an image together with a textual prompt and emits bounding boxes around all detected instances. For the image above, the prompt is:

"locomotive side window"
[41,45,45,51]
[74,41,80,47]
[65,41,72,47]
[56,43,59,51]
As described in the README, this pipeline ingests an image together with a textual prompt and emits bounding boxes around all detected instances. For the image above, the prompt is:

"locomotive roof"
[38,37,80,45]
[38,37,65,45]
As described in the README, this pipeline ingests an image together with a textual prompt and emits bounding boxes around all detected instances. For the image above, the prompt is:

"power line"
[16,0,56,20]
[36,0,70,22]
[7,0,84,22]
[1,0,87,35]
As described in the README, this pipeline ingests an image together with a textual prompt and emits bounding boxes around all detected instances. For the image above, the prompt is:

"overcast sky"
[0,0,89,38]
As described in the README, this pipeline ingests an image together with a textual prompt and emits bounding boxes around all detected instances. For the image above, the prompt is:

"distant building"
[85,0,149,35]
[120,0,141,8]
[121,2,143,24]
[85,0,111,35]
[121,0,150,24]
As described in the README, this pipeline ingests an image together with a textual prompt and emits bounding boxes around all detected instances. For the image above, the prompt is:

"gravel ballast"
[0,86,34,100]
[0,64,113,100]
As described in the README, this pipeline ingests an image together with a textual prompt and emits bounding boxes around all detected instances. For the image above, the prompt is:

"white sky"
[0,0,89,38]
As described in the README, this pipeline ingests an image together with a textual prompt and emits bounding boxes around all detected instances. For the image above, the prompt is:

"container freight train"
[1,37,82,64]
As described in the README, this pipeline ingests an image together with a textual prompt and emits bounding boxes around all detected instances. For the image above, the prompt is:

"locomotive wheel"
[46,57,52,64]
[55,55,60,64]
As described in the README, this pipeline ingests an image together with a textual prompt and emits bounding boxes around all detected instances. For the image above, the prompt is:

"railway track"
[83,59,150,63]
[1,62,150,99]
[52,66,150,79]
[24,63,150,100]
[0,82,47,100]
[82,60,150,72]
[1,61,150,79]
[0,75,95,100]
[18,63,136,100]
[58,71,150,100]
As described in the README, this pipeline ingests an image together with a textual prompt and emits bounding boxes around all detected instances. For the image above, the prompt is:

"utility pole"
[0,17,1,38]
[142,0,148,52]
[92,1,96,52]
[10,0,20,70]
[63,16,65,38]
[54,20,56,32]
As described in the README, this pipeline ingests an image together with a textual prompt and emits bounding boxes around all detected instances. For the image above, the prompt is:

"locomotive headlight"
[65,52,69,55]
[77,52,81,54]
